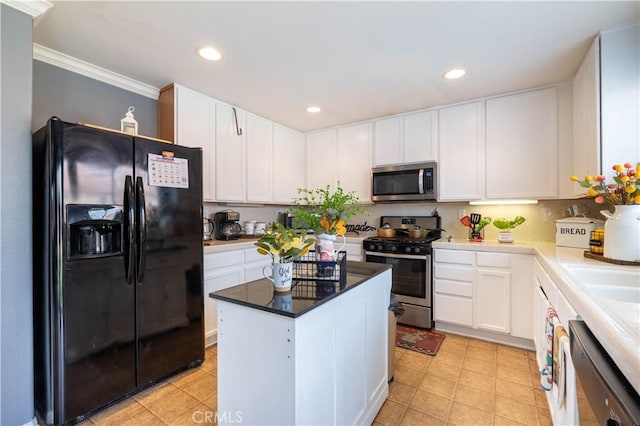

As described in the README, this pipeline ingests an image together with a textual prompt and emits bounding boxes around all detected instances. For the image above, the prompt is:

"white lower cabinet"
[533,258,579,426]
[343,241,363,262]
[243,247,271,283]
[203,251,244,346]
[475,267,511,333]
[433,248,533,342]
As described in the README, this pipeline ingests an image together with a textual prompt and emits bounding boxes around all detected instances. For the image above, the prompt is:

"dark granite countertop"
[209,261,391,318]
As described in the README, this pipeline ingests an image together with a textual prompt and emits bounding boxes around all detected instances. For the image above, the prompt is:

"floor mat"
[396,325,445,356]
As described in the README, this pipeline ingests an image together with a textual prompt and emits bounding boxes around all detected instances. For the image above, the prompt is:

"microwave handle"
[418,169,424,194]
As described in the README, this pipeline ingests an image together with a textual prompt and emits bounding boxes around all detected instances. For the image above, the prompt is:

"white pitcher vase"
[315,233,346,262]
[600,205,640,262]
[315,233,346,277]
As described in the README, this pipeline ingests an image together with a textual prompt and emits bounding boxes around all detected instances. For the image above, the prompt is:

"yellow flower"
[621,175,630,184]
[635,195,640,203]
[584,175,592,182]
[625,185,636,193]
[614,164,624,172]
[587,188,598,197]
[570,175,579,182]
[300,245,311,256]
[335,220,346,236]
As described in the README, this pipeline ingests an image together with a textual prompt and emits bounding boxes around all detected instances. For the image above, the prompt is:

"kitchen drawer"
[343,242,363,259]
[434,278,473,297]
[434,264,475,282]
[244,247,267,263]
[434,293,473,326]
[477,252,510,268]
[205,250,244,270]
[434,249,474,265]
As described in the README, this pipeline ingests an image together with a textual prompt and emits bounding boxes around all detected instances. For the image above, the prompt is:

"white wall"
[600,24,640,176]
[205,198,601,243]
[0,4,35,425]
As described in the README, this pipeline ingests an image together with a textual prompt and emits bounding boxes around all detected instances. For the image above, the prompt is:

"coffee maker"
[213,210,241,240]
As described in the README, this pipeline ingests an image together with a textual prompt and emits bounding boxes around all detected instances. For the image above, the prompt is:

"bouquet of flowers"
[255,224,315,264]
[571,163,640,205]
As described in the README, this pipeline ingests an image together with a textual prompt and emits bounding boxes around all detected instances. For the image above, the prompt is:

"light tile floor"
[76,333,552,426]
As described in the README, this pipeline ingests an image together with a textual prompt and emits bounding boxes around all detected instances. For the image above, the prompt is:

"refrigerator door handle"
[124,176,135,284]
[135,176,147,283]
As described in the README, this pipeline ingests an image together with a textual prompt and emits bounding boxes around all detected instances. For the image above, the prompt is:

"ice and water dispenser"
[67,205,124,259]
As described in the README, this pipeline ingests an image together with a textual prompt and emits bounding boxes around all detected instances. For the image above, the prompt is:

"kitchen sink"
[584,283,640,304]
[561,264,640,304]
[561,264,639,288]
[561,264,640,330]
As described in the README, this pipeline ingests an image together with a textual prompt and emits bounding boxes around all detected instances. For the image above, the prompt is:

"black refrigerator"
[33,117,204,424]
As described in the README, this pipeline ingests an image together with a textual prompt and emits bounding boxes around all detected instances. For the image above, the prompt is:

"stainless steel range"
[363,215,442,329]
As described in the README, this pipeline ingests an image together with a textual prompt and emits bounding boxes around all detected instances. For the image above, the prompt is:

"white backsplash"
[204,199,604,243]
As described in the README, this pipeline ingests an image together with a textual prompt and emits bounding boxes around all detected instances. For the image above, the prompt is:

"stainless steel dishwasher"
[569,320,640,425]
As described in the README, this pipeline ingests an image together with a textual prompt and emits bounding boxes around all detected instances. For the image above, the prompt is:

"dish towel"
[540,306,559,391]
[554,325,570,407]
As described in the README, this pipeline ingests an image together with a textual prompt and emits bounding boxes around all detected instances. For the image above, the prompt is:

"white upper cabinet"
[337,122,372,202]
[403,110,438,163]
[485,87,558,199]
[273,125,306,204]
[572,36,601,196]
[373,110,437,166]
[216,103,246,202]
[373,117,402,166]
[437,101,484,201]
[246,114,273,203]
[159,84,216,201]
[306,129,338,190]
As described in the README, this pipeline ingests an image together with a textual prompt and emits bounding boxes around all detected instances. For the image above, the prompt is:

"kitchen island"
[209,261,392,426]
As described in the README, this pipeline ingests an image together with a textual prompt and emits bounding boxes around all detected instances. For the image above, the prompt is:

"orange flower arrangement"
[320,217,346,235]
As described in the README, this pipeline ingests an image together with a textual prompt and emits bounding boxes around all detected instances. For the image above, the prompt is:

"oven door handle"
[365,251,428,260]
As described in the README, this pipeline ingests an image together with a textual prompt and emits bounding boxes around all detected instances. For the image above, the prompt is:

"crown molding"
[2,0,52,17]
[33,43,159,99]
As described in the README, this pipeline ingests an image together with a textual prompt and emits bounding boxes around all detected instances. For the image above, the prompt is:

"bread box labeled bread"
[555,217,605,248]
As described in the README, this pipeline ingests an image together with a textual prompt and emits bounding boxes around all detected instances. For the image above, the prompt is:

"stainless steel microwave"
[372,162,437,202]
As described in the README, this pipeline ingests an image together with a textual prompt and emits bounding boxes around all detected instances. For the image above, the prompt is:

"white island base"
[215,266,391,426]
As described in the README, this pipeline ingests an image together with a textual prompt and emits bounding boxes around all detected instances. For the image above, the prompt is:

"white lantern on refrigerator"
[120,106,138,135]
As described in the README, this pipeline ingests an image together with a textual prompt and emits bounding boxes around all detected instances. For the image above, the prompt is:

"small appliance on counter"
[213,210,241,240]
[203,218,213,241]
[277,212,296,228]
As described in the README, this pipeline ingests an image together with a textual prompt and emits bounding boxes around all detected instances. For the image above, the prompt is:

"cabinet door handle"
[232,107,243,136]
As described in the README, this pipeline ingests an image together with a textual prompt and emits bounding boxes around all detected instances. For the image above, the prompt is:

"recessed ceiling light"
[443,68,467,80]
[306,106,321,113]
[197,46,222,61]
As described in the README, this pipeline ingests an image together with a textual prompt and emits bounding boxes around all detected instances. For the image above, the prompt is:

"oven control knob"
[405,247,412,253]
[377,245,383,251]
[414,247,422,254]
[391,245,397,251]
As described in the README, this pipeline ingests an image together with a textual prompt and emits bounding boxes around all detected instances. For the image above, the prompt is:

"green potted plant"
[492,216,526,243]
[289,184,364,273]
